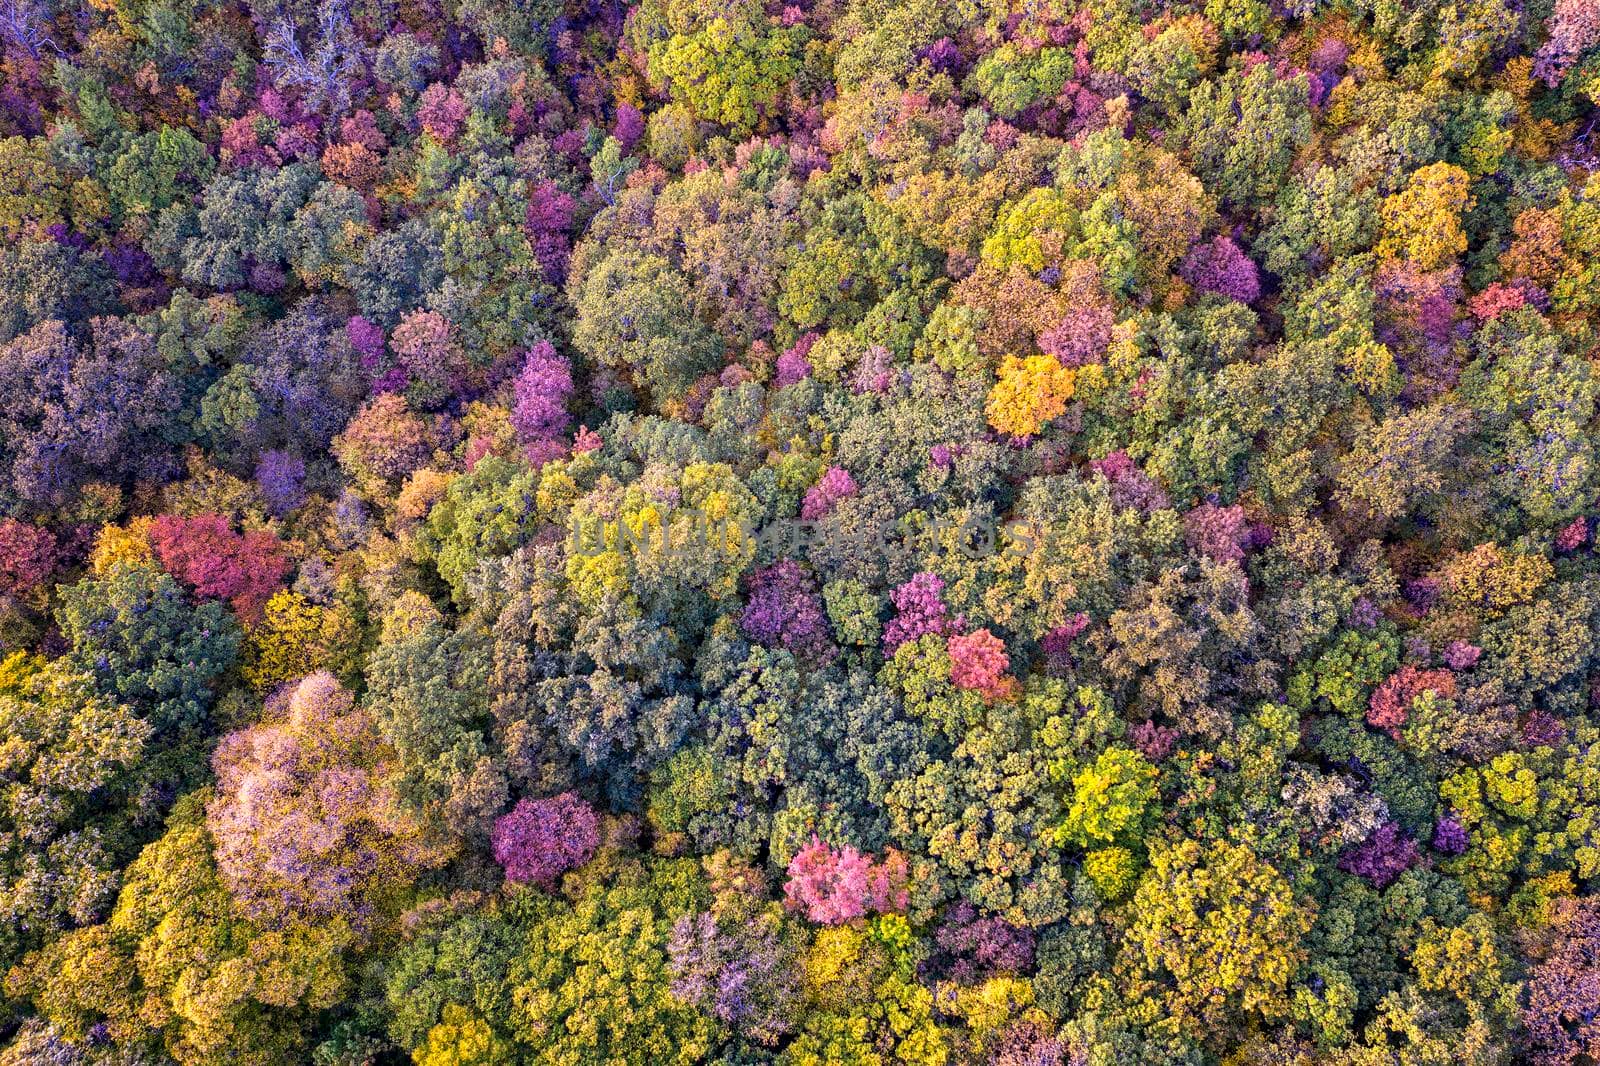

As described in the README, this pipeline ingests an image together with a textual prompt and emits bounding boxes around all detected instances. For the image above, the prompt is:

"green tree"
[505,853,723,1064]
[56,564,240,736]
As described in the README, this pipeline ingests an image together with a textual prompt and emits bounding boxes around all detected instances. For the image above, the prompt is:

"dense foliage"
[0,0,1599,1060]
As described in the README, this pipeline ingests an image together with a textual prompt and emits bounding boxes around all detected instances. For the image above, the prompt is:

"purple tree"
[740,560,834,662]
[490,792,601,887]
[347,314,386,370]
[1431,814,1469,855]
[667,910,800,1045]
[612,103,645,152]
[1522,897,1600,1064]
[510,340,574,466]
[255,449,307,515]
[1089,450,1169,512]
[261,0,362,116]
[0,0,59,59]
[924,901,1036,984]
[0,317,183,509]
[883,571,955,652]
[1441,640,1482,670]
[1180,235,1261,304]
[1338,821,1420,889]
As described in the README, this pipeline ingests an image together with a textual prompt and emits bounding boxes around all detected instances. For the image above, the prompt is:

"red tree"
[147,514,289,621]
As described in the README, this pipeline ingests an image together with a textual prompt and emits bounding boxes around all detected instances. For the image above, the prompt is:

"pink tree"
[1183,502,1251,563]
[417,82,468,141]
[207,673,441,929]
[390,310,469,407]
[1534,0,1600,85]
[525,182,577,284]
[1367,665,1456,736]
[773,333,818,386]
[800,466,857,521]
[783,836,908,924]
[1522,897,1600,1063]
[1180,235,1261,305]
[947,628,1013,700]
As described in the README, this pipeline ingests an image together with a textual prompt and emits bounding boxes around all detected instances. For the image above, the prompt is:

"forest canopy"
[1,0,1599,1061]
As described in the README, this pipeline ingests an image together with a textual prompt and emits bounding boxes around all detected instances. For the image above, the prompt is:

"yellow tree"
[1377,163,1474,270]
[986,355,1076,438]
[1121,837,1314,1039]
